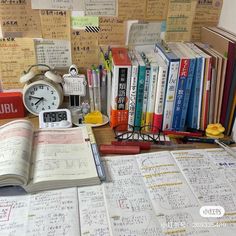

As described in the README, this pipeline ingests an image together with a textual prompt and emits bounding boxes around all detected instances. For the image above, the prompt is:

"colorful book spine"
[179,57,196,130]
[152,65,168,132]
[127,52,139,130]
[145,61,158,130]
[172,58,190,130]
[110,48,131,130]
[134,51,146,129]
[141,55,151,127]
[186,57,204,129]
[155,43,180,130]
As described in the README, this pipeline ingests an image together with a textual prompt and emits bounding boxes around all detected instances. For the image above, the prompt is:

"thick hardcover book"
[0,120,100,193]
[155,43,180,130]
[201,27,235,126]
[110,48,131,130]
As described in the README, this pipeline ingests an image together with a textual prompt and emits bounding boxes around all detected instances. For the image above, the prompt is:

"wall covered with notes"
[0,0,223,90]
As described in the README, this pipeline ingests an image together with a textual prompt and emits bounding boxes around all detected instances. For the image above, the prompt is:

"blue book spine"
[186,57,203,129]
[171,59,190,130]
[179,58,196,130]
[134,65,146,129]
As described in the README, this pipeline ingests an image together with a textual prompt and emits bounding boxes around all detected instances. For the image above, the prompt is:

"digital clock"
[39,109,72,129]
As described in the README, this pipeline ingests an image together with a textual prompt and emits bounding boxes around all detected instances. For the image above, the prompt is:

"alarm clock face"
[23,81,62,115]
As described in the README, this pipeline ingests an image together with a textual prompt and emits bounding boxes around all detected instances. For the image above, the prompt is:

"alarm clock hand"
[34,97,44,105]
[29,95,42,100]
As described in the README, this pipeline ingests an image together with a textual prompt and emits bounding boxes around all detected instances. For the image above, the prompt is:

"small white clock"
[20,64,64,116]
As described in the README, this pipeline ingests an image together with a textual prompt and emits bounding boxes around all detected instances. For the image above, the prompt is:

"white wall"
[219,0,236,33]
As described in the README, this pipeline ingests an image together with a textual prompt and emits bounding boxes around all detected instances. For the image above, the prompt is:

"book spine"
[145,64,158,131]
[162,61,180,130]
[197,58,206,130]
[179,58,196,130]
[187,57,203,129]
[127,64,138,130]
[172,59,190,130]
[134,65,146,129]
[141,66,151,127]
[152,66,168,132]
[110,66,131,130]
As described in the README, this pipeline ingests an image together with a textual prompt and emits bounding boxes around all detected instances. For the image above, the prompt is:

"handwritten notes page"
[71,30,99,68]
[128,22,162,46]
[35,39,72,69]
[31,0,80,10]
[0,0,41,38]
[165,0,197,42]
[99,17,125,46]
[171,149,236,234]
[78,185,110,236]
[118,0,146,20]
[0,120,33,186]
[146,0,169,20]
[192,0,223,41]
[0,38,36,89]
[0,195,29,236]
[103,156,164,235]
[39,10,71,40]
[27,127,98,192]
[27,188,79,236]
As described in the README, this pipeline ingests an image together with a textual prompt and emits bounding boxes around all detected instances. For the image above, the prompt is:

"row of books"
[108,30,235,133]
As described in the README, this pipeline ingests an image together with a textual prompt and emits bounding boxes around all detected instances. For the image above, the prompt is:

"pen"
[163,130,203,137]
[87,69,95,112]
[92,68,101,111]
[86,126,106,181]
[182,136,235,145]
[101,69,107,115]
[215,139,236,159]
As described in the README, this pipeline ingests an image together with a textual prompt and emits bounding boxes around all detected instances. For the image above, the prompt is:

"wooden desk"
[0,115,231,151]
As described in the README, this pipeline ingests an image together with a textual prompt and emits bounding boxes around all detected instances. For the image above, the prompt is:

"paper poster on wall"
[40,10,71,40]
[127,22,163,46]
[81,0,117,16]
[118,0,146,20]
[145,0,169,20]
[99,17,125,45]
[31,0,80,10]
[35,39,72,69]
[192,0,223,41]
[0,38,36,90]
[0,0,42,38]
[165,0,197,42]
[71,30,99,68]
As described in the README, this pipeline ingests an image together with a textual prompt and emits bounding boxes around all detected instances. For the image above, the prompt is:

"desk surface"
[0,115,230,151]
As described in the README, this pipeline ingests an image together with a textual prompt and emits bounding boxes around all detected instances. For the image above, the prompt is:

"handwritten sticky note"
[35,39,72,69]
[72,15,99,30]
[0,38,36,90]
[0,0,42,38]
[99,17,125,45]
[83,0,116,16]
[71,30,99,68]
[146,0,169,20]
[40,10,71,40]
[128,22,162,46]
[31,0,80,10]
[118,0,146,20]
[165,0,197,42]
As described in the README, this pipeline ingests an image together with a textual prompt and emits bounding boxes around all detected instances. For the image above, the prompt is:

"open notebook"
[0,119,100,192]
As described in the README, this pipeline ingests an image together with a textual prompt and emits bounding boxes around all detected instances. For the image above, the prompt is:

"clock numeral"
[47,86,49,90]
[30,91,34,95]
[31,103,34,106]
[42,107,45,111]
[39,85,44,89]
[48,106,51,109]
[52,102,55,105]
[53,96,57,100]
[36,105,39,109]
[51,91,54,94]
[34,87,38,91]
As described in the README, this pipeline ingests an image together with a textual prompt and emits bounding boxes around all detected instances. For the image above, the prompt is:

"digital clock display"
[43,111,67,122]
